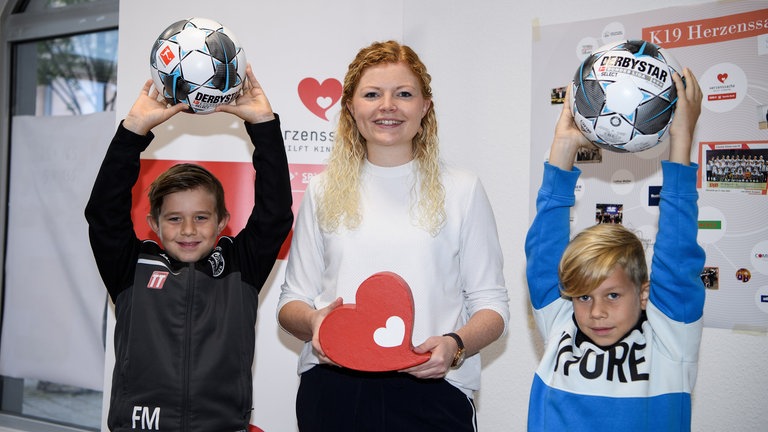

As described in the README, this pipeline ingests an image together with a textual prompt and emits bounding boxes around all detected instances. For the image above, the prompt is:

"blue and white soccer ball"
[570,40,682,153]
[150,17,246,114]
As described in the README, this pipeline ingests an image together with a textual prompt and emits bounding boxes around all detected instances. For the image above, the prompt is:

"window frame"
[0,1,118,430]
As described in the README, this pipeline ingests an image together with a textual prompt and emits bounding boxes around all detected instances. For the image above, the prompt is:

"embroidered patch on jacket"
[147,271,169,289]
[209,247,225,277]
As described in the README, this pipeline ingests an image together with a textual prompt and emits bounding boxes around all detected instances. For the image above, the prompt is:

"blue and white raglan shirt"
[524,161,706,431]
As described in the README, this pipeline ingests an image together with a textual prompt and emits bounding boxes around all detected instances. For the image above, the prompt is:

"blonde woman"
[277,40,509,431]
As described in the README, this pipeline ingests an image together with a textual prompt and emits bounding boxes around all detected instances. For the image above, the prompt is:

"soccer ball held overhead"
[149,17,246,114]
[570,40,681,153]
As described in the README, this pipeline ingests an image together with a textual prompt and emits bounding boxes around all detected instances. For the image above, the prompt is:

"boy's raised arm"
[667,67,702,165]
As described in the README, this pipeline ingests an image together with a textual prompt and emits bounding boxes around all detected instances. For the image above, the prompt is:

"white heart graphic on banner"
[316,96,332,109]
[373,316,405,348]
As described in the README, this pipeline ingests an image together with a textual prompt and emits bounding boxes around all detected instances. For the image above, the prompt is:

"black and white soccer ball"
[150,17,246,114]
[570,40,682,153]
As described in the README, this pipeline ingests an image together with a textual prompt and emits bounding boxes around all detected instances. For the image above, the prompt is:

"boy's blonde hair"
[558,223,648,298]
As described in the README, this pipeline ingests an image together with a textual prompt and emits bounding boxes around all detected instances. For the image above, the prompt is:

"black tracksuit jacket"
[85,115,292,432]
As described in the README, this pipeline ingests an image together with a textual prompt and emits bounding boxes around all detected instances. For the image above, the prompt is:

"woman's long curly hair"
[317,40,445,236]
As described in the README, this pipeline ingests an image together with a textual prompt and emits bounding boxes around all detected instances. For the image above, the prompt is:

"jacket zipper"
[181,263,195,431]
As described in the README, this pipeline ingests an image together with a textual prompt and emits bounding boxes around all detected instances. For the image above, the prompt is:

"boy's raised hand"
[123,80,189,136]
[668,67,702,165]
[215,64,275,124]
[549,84,594,171]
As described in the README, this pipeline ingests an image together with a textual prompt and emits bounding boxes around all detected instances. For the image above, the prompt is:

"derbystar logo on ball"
[192,91,238,111]
[597,55,671,88]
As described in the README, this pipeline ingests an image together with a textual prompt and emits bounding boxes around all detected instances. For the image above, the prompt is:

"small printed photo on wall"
[595,203,623,225]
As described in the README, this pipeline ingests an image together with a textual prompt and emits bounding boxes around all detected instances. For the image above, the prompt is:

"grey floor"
[20,380,101,431]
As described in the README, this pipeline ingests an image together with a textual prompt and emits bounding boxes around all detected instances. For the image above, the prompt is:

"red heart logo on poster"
[318,272,430,372]
[717,73,728,83]
[298,77,342,121]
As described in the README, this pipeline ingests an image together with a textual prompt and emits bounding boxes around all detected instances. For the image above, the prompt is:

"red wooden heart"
[318,272,430,372]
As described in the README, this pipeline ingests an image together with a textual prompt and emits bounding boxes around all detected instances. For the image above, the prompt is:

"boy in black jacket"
[85,65,293,432]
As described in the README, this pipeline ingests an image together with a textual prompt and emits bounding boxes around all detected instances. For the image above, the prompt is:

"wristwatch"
[443,332,466,368]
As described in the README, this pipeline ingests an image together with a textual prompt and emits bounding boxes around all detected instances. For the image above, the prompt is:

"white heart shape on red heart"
[373,316,405,348]
[316,96,332,109]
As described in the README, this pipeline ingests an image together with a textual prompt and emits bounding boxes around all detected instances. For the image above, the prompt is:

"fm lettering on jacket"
[554,332,650,382]
[147,271,169,289]
[132,406,160,430]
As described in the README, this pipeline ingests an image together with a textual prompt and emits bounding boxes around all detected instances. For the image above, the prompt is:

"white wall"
[111,1,767,431]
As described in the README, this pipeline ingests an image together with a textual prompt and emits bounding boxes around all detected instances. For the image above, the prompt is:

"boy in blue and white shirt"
[525,67,705,431]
